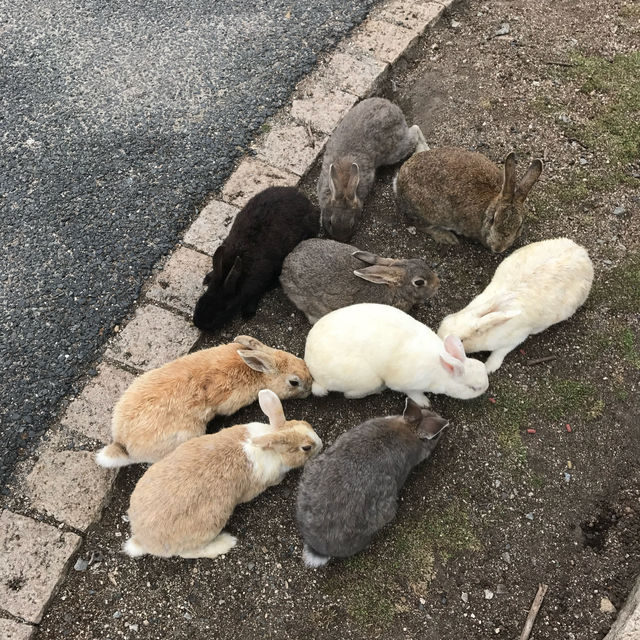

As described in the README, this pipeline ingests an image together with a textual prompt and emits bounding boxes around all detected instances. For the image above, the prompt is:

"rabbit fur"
[123,389,322,559]
[438,238,594,373]
[318,97,428,242]
[193,187,319,332]
[394,147,543,253]
[96,336,312,468]
[304,303,489,407]
[296,399,448,567]
[280,238,439,324]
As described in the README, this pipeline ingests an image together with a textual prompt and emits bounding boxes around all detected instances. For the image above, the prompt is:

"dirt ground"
[34,0,639,638]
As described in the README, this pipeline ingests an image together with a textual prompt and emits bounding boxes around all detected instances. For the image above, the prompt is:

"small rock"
[496,583,507,595]
[126,623,139,632]
[600,597,616,613]
[461,592,469,603]
[74,558,89,571]
[484,589,494,600]
[501,552,511,564]
[184,612,193,620]
[579,157,588,166]
[525,512,534,520]
[564,472,571,483]
[495,22,510,36]
[112,611,122,619]
[451,20,461,28]
[407,226,417,235]
[613,206,626,216]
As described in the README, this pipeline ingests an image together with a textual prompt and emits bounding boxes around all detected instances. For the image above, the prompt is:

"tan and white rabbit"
[394,148,543,253]
[96,336,312,468]
[438,238,593,373]
[123,389,322,560]
[304,303,488,407]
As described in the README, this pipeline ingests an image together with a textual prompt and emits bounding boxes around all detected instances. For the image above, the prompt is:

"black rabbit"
[296,399,448,567]
[193,187,319,332]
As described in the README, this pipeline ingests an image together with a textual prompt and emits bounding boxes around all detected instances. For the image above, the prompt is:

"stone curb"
[1,0,465,629]
[604,575,640,640]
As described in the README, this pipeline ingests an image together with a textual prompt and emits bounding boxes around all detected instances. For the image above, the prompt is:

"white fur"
[123,537,147,557]
[437,238,593,372]
[303,544,330,568]
[242,422,289,486]
[95,446,129,468]
[178,532,237,559]
[304,303,489,401]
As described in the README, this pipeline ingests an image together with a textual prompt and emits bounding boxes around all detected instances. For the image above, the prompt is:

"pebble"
[613,206,626,216]
[496,583,507,595]
[484,589,494,600]
[525,512,534,520]
[461,592,469,603]
[73,558,89,571]
[579,157,588,165]
[501,552,511,564]
[600,597,616,613]
[113,611,122,619]
[495,22,510,36]
[564,472,571,483]
[451,20,461,28]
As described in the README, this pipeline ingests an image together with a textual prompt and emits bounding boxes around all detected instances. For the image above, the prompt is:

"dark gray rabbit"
[318,97,428,242]
[296,400,448,567]
[280,238,439,324]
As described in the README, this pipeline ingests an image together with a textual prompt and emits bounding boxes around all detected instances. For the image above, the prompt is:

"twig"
[545,60,575,67]
[564,134,590,149]
[520,583,549,640]
[527,355,556,366]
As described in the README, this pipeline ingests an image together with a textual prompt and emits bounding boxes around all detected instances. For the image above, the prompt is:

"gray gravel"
[0,0,378,487]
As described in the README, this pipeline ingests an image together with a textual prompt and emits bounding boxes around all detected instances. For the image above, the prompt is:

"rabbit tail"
[303,544,331,568]
[96,442,131,468]
[123,537,147,557]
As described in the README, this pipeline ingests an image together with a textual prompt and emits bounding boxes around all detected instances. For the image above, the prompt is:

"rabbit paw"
[312,382,329,397]
[426,226,460,245]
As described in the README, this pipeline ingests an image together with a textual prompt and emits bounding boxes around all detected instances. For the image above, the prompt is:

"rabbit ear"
[238,350,278,374]
[439,335,466,377]
[352,250,395,266]
[346,163,360,199]
[402,397,424,423]
[353,266,403,286]
[514,159,543,203]
[234,335,271,351]
[258,389,286,428]
[223,255,242,293]
[329,164,339,199]
[499,152,517,201]
[208,244,226,284]
[417,415,449,440]
[477,309,521,330]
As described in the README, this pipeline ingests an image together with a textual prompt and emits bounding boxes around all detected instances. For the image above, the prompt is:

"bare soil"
[34,0,639,639]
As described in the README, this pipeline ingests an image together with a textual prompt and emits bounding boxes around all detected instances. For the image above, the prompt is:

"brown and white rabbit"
[394,148,543,253]
[123,389,322,559]
[318,97,428,242]
[96,336,312,468]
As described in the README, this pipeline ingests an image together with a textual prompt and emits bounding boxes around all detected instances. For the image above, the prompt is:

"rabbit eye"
[301,445,312,451]
[289,379,300,387]
[413,278,426,287]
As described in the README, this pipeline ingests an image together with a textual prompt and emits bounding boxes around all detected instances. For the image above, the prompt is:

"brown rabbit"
[394,148,543,253]
[124,389,322,559]
[96,336,312,468]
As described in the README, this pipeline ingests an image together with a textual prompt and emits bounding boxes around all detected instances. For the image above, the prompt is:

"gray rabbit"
[318,97,428,242]
[296,399,448,567]
[280,238,439,324]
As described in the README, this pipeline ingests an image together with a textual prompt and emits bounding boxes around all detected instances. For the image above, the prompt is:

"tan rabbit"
[394,148,543,253]
[96,336,312,468]
[123,389,322,559]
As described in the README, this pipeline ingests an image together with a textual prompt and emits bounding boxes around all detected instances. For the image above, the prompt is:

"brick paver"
[291,87,358,134]
[0,511,80,623]
[183,199,239,256]
[105,304,199,371]
[0,619,34,640]
[344,19,419,65]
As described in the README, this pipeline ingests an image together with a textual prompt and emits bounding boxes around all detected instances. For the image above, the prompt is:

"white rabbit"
[304,303,488,407]
[437,237,594,373]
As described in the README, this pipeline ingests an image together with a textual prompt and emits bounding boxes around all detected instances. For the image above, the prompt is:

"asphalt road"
[0,0,378,488]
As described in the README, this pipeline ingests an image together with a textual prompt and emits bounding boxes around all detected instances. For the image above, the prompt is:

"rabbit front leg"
[484,347,511,373]
[425,225,460,245]
[409,124,429,153]
[406,391,431,408]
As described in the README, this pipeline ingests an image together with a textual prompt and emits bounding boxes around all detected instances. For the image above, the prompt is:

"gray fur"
[317,97,427,242]
[280,238,439,324]
[296,401,447,565]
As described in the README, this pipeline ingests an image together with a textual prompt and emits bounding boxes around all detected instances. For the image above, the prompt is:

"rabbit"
[394,147,543,253]
[95,335,312,468]
[123,389,322,560]
[193,186,319,332]
[296,399,448,567]
[438,238,594,373]
[318,97,429,242]
[304,303,489,407]
[279,238,439,324]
